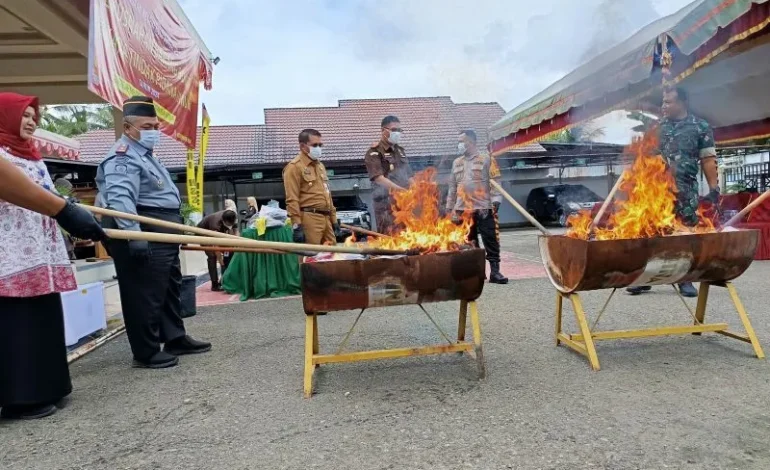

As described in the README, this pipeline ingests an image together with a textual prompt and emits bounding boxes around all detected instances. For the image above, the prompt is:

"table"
[221,226,301,300]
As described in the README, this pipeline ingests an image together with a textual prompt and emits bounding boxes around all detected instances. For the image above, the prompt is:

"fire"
[567,133,716,240]
[367,168,473,252]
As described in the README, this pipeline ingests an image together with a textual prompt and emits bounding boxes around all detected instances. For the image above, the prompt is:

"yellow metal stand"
[554,281,765,371]
[303,300,486,398]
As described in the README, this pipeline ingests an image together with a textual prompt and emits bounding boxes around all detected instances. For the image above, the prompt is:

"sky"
[180,0,696,144]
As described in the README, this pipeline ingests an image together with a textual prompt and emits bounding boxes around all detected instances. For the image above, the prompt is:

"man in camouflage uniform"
[446,130,508,284]
[628,86,719,298]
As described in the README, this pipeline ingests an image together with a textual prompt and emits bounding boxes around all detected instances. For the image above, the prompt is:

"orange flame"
[367,168,473,252]
[567,133,716,240]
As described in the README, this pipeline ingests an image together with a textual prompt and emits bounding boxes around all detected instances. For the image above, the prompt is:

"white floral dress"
[0,147,76,297]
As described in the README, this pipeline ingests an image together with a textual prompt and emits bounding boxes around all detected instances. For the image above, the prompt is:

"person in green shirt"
[628,86,719,298]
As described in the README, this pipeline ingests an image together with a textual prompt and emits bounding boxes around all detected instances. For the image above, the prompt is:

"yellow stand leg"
[570,294,601,371]
[692,282,710,335]
[555,293,563,346]
[303,314,316,398]
[469,301,486,379]
[726,282,765,359]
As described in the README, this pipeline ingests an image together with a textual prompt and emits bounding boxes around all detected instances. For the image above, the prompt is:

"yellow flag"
[185,148,200,210]
[195,104,210,213]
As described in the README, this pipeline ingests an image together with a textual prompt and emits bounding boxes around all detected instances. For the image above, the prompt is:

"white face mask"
[308,146,322,160]
[387,131,402,145]
[458,142,466,155]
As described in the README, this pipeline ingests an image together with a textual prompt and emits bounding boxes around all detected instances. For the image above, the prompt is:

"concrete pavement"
[3,229,770,470]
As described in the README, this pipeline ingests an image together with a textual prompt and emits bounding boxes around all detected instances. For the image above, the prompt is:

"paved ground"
[4,229,770,470]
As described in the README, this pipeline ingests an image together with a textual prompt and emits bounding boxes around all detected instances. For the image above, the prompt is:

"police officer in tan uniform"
[446,130,508,284]
[364,115,413,234]
[283,129,338,245]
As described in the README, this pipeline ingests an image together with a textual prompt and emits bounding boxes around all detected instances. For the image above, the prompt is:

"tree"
[626,110,658,134]
[549,124,606,143]
[40,104,114,137]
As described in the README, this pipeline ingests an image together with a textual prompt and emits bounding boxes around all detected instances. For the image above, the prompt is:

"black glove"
[54,199,106,241]
[493,201,501,214]
[293,225,305,244]
[704,188,720,205]
[128,240,150,260]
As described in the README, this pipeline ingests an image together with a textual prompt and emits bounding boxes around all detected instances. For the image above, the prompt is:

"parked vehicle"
[333,195,372,241]
[526,184,603,227]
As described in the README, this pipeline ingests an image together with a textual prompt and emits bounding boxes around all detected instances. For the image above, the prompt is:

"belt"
[136,205,180,215]
[301,207,331,216]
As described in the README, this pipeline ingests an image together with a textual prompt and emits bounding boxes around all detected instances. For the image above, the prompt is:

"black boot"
[132,351,179,369]
[489,261,508,284]
[626,286,652,295]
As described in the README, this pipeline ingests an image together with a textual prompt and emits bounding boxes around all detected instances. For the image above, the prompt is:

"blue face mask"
[130,125,161,150]
[137,130,161,150]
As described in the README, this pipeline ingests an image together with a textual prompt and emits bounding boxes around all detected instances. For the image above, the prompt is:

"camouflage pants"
[675,191,700,227]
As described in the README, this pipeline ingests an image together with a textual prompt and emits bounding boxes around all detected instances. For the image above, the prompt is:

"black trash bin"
[180,275,197,318]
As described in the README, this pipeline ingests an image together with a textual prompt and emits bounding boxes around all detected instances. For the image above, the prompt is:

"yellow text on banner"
[195,105,211,213]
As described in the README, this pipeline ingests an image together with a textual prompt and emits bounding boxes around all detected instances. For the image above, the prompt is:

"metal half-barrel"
[539,230,759,293]
[301,248,486,313]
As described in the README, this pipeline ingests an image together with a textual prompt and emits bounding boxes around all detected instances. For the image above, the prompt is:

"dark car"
[526,184,603,226]
[333,195,372,242]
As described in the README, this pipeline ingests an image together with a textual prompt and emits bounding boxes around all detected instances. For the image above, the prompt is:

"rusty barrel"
[301,248,486,313]
[539,230,758,293]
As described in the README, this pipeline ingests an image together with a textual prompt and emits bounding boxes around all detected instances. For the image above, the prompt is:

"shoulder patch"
[369,151,379,156]
[116,144,129,153]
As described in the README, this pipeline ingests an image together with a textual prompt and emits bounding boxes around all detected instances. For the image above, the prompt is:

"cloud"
[180,0,694,143]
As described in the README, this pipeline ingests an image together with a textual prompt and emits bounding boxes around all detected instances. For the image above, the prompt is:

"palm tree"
[626,110,658,134]
[40,104,114,137]
[550,124,607,143]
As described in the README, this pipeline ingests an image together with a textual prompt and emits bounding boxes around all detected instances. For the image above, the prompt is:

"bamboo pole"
[340,223,390,239]
[103,229,411,256]
[592,173,625,226]
[181,245,316,256]
[83,205,245,240]
[490,180,552,236]
[723,189,770,227]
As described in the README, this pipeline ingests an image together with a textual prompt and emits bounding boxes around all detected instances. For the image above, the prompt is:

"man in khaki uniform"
[364,115,413,233]
[446,129,508,284]
[283,129,338,245]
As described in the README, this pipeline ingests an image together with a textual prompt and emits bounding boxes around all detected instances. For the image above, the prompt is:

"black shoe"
[678,282,698,298]
[626,286,652,295]
[211,284,222,292]
[164,335,212,356]
[1,404,57,420]
[132,351,179,369]
[488,262,509,284]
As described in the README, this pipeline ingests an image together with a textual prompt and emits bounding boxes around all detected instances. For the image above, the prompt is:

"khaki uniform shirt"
[446,153,503,212]
[364,142,413,202]
[283,152,336,225]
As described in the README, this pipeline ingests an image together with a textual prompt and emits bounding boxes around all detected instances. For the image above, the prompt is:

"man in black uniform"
[364,115,413,233]
[97,96,211,369]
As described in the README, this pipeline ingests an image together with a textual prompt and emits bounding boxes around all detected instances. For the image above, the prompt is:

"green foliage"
[180,203,196,226]
[40,105,114,137]
[626,111,658,134]
[549,125,607,143]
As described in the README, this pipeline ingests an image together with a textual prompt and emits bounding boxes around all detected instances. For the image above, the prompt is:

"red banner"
[88,0,213,149]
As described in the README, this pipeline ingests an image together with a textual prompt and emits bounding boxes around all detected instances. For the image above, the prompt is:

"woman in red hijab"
[0,92,104,420]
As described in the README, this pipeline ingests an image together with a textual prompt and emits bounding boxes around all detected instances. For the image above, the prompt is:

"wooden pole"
[181,245,308,256]
[592,173,625,226]
[340,223,390,239]
[83,205,244,240]
[490,180,552,236]
[723,189,770,227]
[103,229,410,256]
